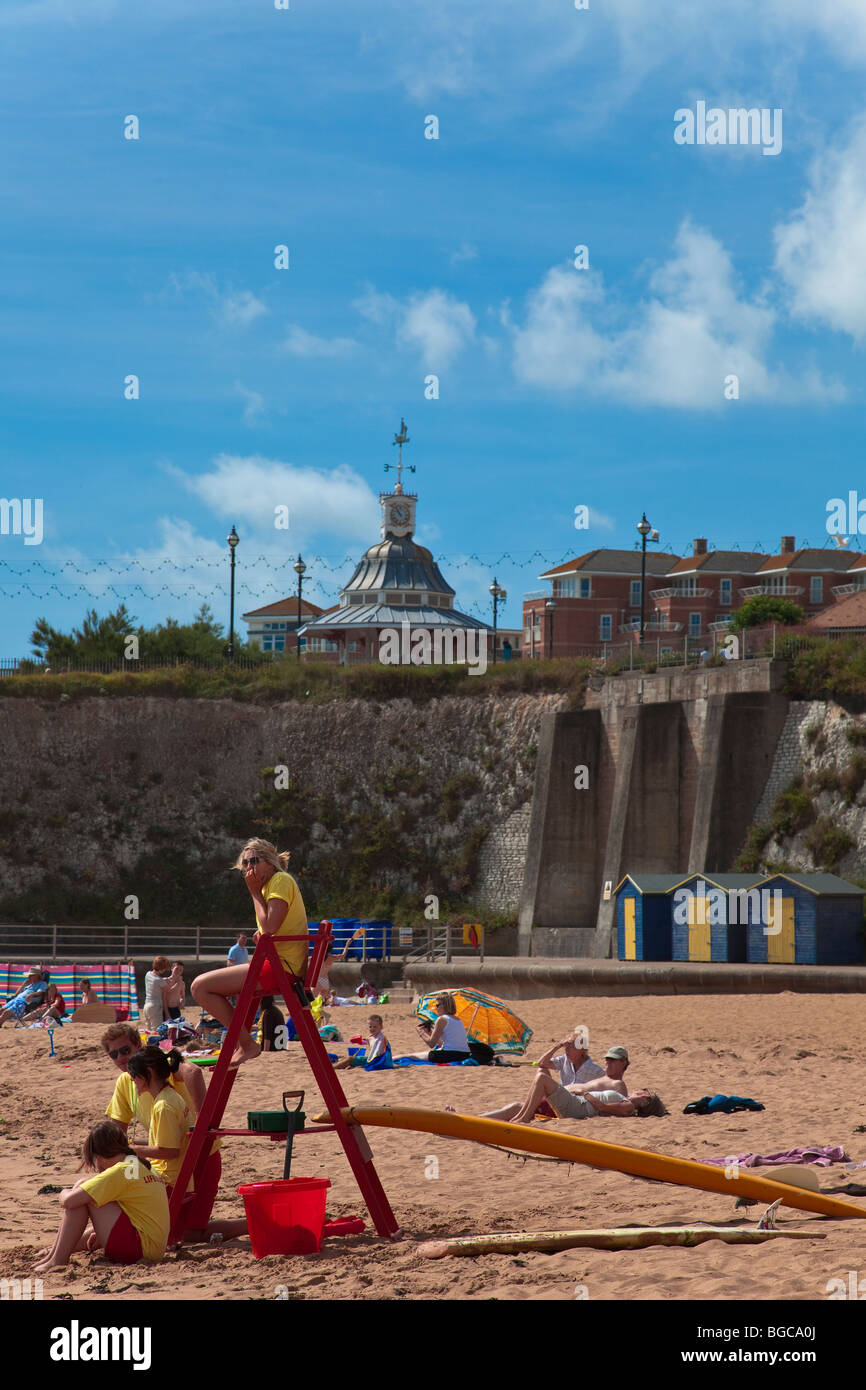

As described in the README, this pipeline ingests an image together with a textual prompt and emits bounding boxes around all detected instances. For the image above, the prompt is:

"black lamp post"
[489,577,506,664]
[546,598,556,659]
[226,525,239,660]
[294,554,306,661]
[636,513,659,646]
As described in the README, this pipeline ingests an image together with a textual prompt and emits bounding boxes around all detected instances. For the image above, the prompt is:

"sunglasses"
[108,1045,133,1060]
[242,857,260,868]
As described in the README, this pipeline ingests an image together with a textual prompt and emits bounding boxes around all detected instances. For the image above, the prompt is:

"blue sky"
[3,0,866,652]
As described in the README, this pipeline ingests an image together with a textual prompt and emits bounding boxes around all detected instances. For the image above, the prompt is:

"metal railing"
[399,923,485,964]
[0,923,245,961]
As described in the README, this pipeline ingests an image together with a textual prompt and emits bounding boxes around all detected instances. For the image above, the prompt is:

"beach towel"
[362,1045,394,1071]
[393,1055,480,1067]
[705,1145,849,1168]
[683,1094,764,1115]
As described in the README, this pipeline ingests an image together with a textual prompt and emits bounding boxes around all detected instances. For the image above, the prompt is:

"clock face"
[391,503,410,525]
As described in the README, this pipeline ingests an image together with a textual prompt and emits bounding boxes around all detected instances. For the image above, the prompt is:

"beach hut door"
[687,894,711,961]
[767,896,795,963]
[624,898,636,960]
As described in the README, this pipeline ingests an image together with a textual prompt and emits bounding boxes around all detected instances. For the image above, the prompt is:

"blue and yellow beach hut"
[615,875,681,961]
[669,873,762,963]
[746,873,865,965]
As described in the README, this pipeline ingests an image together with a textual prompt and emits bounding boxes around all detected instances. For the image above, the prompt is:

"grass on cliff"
[0,656,592,705]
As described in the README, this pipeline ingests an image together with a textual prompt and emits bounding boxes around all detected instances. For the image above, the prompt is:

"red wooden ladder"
[167,928,400,1244]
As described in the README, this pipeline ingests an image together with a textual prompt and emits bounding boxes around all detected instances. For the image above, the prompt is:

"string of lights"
[0,548,576,578]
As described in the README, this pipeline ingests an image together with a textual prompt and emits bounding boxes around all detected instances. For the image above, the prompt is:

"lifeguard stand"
[167,923,400,1244]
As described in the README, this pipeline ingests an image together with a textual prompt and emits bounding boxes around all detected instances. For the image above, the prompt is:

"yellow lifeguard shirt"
[106,1070,218,1160]
[257,870,308,978]
[148,1086,192,1188]
[81,1159,169,1262]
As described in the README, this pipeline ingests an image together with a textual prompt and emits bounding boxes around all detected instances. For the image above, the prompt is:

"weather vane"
[384,418,415,493]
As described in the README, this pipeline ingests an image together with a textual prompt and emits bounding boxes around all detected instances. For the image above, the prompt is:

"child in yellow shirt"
[33,1121,169,1272]
[126,1046,193,1191]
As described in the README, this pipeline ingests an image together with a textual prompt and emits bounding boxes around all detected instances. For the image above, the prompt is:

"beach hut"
[746,873,865,966]
[669,873,761,963]
[614,875,680,961]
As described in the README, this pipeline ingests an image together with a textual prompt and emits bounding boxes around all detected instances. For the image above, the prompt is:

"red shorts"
[181,1151,222,1231]
[104,1210,143,1264]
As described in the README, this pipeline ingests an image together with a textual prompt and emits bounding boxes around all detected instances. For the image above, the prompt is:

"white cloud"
[176,453,381,545]
[399,290,476,367]
[589,509,616,532]
[281,325,358,357]
[774,119,866,340]
[355,286,475,367]
[510,222,842,408]
[220,290,267,328]
[166,271,267,329]
[235,382,265,424]
[450,242,479,266]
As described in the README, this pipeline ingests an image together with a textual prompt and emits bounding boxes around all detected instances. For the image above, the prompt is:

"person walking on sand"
[191,839,309,1068]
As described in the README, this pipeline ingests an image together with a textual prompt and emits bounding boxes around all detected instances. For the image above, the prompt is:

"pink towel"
[706,1146,849,1168]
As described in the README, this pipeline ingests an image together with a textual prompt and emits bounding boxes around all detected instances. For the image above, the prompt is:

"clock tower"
[380,416,417,538]
[381,490,417,539]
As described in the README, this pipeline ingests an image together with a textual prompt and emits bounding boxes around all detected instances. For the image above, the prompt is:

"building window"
[404,594,421,605]
[348,641,357,652]
[386,592,402,604]
[554,578,577,598]
[720,578,732,605]
[600,614,612,642]
[579,578,591,599]
[689,612,701,636]
[630,580,641,607]
[263,636,273,651]
[274,636,285,652]
[810,576,823,604]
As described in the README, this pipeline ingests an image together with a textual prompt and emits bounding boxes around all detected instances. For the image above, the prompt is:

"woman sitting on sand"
[34,1121,169,1272]
[191,838,309,1068]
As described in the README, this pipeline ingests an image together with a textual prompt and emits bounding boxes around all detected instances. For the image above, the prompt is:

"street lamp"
[226,525,239,660]
[636,513,659,646]
[545,598,556,660]
[294,554,307,661]
[489,577,506,664]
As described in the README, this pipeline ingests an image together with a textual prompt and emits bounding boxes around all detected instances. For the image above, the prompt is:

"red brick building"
[525,537,865,657]
[526,549,681,656]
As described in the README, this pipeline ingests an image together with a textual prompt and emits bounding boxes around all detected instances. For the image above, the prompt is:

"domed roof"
[341,535,454,598]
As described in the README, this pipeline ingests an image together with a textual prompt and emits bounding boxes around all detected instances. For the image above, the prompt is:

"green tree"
[31,602,264,665]
[729,595,805,631]
[31,605,136,663]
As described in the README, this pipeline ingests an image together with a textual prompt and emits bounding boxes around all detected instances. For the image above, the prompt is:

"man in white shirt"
[480,1045,632,1122]
[539,1029,605,1088]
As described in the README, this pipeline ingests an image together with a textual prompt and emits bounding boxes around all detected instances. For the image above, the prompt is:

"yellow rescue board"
[340,1106,866,1221]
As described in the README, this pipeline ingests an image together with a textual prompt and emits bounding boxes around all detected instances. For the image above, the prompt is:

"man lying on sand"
[481,1069,667,1124]
[483,1045,633,1122]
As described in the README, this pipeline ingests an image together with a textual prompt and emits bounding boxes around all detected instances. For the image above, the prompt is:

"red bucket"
[238,1178,331,1258]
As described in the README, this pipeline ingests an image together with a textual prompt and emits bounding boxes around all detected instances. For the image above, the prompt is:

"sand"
[0,991,864,1302]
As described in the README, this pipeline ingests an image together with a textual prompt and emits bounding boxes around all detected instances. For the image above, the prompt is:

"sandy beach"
[1,991,864,1302]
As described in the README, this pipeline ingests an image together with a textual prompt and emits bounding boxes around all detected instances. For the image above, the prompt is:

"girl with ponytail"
[127,1047,193,1191]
